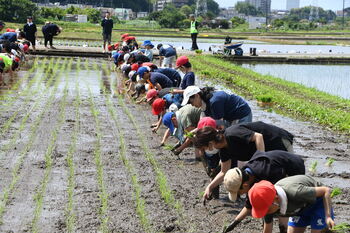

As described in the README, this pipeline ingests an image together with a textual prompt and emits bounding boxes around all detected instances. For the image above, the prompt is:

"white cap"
[128,70,136,79]
[123,53,130,62]
[223,168,243,202]
[145,83,150,91]
[168,103,178,112]
[11,49,18,57]
[18,44,24,50]
[181,86,201,106]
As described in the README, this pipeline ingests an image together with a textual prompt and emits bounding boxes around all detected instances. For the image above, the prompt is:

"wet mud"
[0,57,348,233]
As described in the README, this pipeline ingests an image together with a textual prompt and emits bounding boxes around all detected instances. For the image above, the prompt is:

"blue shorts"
[288,198,334,230]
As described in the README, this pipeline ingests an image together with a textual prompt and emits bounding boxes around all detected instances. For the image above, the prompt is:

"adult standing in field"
[189,14,199,51]
[101,12,113,53]
[41,22,61,49]
[23,16,37,51]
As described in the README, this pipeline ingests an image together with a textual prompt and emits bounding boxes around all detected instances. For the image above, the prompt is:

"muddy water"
[0,56,348,233]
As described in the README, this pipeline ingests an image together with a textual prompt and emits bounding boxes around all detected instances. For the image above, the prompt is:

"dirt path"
[0,57,348,233]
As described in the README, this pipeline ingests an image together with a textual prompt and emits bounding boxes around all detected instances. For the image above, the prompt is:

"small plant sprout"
[163,144,174,151]
[331,187,342,198]
[326,158,335,167]
[309,161,318,174]
[332,223,350,232]
[184,130,195,139]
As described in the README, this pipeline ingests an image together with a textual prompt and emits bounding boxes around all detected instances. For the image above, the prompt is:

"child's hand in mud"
[202,187,212,205]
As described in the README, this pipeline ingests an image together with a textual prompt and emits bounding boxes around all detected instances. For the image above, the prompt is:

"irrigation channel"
[0,56,349,232]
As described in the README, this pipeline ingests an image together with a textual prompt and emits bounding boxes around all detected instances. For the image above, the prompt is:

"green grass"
[190,55,350,133]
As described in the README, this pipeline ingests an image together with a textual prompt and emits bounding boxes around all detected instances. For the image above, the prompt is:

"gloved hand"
[222,220,241,233]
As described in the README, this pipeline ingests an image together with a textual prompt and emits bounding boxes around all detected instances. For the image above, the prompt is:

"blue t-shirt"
[154,68,181,87]
[0,32,17,42]
[180,72,195,89]
[163,93,183,109]
[206,91,251,121]
[159,45,176,57]
[150,72,174,89]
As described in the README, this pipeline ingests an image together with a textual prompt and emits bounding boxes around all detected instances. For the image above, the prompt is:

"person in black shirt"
[222,150,305,233]
[23,16,37,51]
[101,12,113,52]
[192,121,294,202]
[41,22,61,49]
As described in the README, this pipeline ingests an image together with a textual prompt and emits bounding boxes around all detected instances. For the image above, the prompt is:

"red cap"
[152,98,166,115]
[23,44,29,52]
[142,62,154,68]
[121,33,129,39]
[125,36,136,42]
[6,28,16,32]
[176,56,189,68]
[146,89,158,102]
[131,63,139,71]
[107,45,113,51]
[248,180,276,218]
[114,43,119,48]
[197,117,217,129]
[14,57,20,63]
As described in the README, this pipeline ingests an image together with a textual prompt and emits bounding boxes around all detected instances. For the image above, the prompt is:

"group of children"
[110,34,336,233]
[0,22,30,86]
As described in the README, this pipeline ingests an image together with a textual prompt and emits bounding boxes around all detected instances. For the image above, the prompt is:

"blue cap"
[142,40,154,48]
[162,112,175,134]
[137,66,150,79]
[112,53,121,64]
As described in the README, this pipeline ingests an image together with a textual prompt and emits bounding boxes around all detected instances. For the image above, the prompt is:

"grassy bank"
[190,55,350,133]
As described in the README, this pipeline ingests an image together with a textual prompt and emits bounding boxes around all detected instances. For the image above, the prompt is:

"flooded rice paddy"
[0,56,349,232]
[240,63,350,99]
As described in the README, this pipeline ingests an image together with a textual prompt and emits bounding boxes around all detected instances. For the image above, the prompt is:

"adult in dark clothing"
[101,12,113,52]
[192,121,294,202]
[153,68,181,87]
[23,16,37,51]
[189,14,199,50]
[41,22,61,49]
[222,150,305,232]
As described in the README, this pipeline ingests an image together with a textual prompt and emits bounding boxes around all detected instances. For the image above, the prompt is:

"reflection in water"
[240,63,350,99]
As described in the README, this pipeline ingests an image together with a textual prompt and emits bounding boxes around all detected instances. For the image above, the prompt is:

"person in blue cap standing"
[142,40,154,61]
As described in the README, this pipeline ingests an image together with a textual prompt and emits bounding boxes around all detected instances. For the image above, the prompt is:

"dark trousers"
[191,33,198,50]
[44,34,53,47]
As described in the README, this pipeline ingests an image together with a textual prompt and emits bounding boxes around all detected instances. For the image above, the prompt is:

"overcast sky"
[216,0,348,11]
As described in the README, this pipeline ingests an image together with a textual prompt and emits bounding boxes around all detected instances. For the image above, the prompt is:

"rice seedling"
[308,161,318,174]
[326,158,335,167]
[0,59,66,224]
[332,223,350,233]
[330,187,342,198]
[102,84,153,232]
[31,73,69,233]
[86,85,109,233]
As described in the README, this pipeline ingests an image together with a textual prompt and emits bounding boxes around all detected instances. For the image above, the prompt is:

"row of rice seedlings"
[0,58,66,154]
[86,85,109,233]
[101,83,153,232]
[0,57,45,111]
[116,95,183,213]
[84,58,90,72]
[30,72,69,233]
[64,71,81,233]
[0,58,60,136]
[0,59,67,224]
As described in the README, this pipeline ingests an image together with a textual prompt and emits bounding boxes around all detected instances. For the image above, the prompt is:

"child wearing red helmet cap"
[248,175,335,233]
[175,56,195,90]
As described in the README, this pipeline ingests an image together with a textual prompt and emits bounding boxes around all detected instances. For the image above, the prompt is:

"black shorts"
[27,37,36,46]
[103,33,111,44]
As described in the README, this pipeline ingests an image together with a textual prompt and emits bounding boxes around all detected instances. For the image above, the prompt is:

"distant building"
[286,0,300,11]
[245,0,271,13]
[154,0,189,11]
[136,12,149,18]
[97,7,116,17]
[246,16,266,29]
[114,8,134,20]
[65,14,88,23]
[219,7,241,20]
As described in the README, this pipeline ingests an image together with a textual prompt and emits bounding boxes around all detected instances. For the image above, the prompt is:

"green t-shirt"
[0,54,13,71]
[276,175,322,216]
[178,104,201,130]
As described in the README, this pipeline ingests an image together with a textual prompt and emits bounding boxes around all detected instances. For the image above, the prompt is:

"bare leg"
[287,226,306,233]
